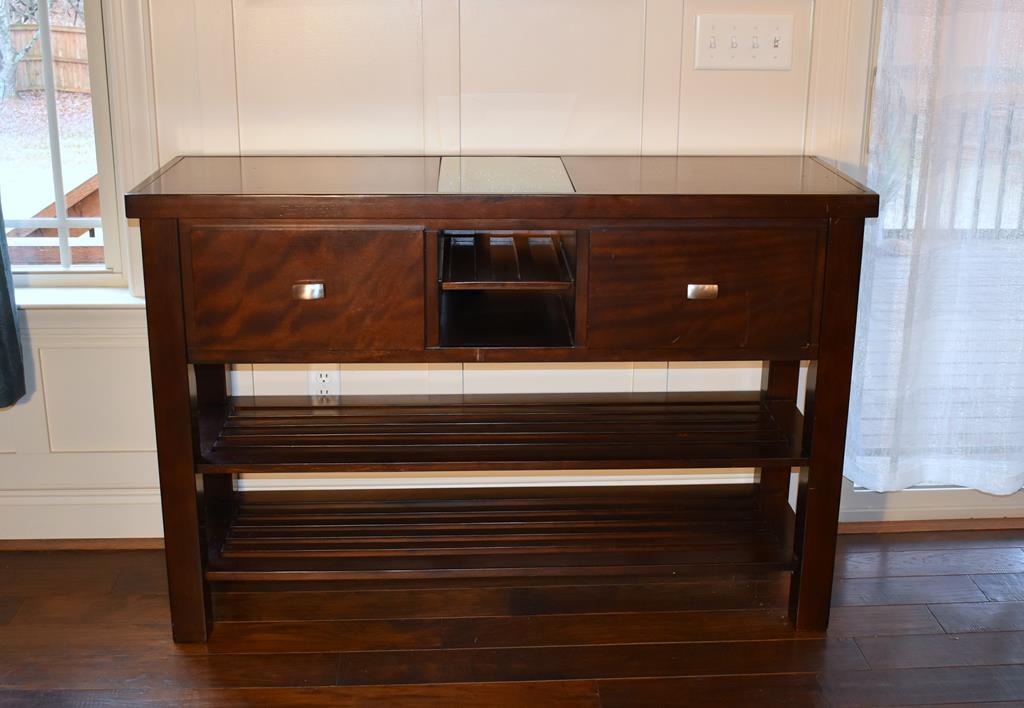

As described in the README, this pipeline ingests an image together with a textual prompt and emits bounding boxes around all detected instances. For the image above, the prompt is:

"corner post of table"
[791,216,866,630]
[140,218,211,642]
[756,360,800,544]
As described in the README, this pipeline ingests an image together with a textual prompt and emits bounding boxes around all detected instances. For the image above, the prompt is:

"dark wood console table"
[126,155,878,642]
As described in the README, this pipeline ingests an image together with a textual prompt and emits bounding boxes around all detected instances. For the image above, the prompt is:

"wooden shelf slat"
[197,392,806,473]
[206,484,794,583]
[441,233,573,291]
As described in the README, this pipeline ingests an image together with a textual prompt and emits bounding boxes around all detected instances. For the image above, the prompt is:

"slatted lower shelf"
[197,392,806,474]
[206,484,794,584]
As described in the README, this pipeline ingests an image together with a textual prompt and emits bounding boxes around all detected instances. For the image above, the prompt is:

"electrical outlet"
[694,14,794,71]
[308,367,340,397]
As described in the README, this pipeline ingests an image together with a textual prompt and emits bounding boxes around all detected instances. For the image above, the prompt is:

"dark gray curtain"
[0,199,26,407]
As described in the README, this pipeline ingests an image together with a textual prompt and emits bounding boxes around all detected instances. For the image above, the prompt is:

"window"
[1,0,121,277]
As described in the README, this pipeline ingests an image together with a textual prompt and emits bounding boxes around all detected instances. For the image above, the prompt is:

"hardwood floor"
[3,529,1024,706]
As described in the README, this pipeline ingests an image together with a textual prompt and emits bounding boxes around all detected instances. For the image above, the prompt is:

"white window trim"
[10,0,139,290]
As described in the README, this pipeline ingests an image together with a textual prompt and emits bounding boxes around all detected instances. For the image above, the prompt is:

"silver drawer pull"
[292,282,325,300]
[687,283,719,300]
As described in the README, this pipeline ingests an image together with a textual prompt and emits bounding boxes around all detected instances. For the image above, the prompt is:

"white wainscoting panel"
[40,347,157,452]
[233,0,425,153]
[460,0,646,154]
[0,488,163,539]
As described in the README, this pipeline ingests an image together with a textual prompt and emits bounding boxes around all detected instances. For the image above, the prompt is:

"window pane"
[1,0,102,269]
[0,25,56,221]
[52,0,98,248]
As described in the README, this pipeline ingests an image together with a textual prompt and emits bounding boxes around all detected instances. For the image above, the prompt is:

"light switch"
[694,14,794,71]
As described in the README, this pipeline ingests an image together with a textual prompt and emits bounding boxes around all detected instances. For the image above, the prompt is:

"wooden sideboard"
[126,155,878,642]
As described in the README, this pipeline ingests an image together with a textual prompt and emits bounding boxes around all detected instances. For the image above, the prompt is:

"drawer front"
[183,224,425,352]
[588,226,825,352]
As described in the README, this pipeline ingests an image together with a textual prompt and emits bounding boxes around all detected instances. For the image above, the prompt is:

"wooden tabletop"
[125,155,877,220]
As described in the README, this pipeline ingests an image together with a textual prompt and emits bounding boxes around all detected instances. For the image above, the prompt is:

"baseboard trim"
[839,518,1024,534]
[0,538,164,550]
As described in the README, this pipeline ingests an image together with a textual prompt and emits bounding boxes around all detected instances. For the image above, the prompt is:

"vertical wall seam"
[229,0,242,155]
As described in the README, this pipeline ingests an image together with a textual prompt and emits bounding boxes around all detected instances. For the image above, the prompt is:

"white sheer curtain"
[845,1,1024,494]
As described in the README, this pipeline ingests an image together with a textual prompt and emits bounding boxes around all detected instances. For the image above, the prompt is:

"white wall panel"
[463,363,634,394]
[233,0,425,153]
[667,362,762,391]
[426,364,464,395]
[422,0,461,154]
[40,347,156,452]
[0,338,44,455]
[641,0,685,154]
[229,365,255,397]
[252,364,320,396]
[460,0,645,154]
[632,362,669,392]
[149,0,239,162]
[677,0,813,154]
[340,364,431,395]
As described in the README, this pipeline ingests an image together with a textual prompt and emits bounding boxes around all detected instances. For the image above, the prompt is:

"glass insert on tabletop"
[437,156,575,194]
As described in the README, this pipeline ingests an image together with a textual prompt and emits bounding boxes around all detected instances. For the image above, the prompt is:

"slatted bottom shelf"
[206,484,794,585]
[197,392,806,474]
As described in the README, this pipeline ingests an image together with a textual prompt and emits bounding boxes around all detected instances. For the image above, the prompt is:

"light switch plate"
[694,14,794,71]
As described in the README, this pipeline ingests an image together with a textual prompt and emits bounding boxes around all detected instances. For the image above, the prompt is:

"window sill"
[14,287,145,310]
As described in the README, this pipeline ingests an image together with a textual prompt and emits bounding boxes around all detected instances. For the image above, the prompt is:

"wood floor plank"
[826,605,944,638]
[16,520,1024,706]
[838,548,1024,579]
[330,639,867,685]
[7,593,169,626]
[193,682,600,707]
[970,573,1024,602]
[112,562,169,596]
[857,630,1024,669]
[837,530,1024,554]
[832,576,987,606]
[0,682,602,708]
[0,623,187,656]
[206,608,794,653]
[0,689,175,707]
[597,674,827,707]
[929,601,1024,633]
[0,565,119,596]
[820,665,1024,706]
[0,597,21,626]
[0,550,161,571]
[215,576,790,621]
[0,653,340,690]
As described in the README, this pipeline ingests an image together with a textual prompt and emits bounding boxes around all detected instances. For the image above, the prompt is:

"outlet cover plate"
[695,14,794,71]
[308,367,341,397]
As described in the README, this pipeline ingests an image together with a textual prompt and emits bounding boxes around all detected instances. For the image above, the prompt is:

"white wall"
[147,0,833,160]
[4,0,937,539]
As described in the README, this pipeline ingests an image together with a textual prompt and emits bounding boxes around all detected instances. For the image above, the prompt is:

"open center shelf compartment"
[205,484,796,584]
[437,231,578,348]
[196,391,806,474]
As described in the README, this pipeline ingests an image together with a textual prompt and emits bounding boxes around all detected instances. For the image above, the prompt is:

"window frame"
[8,0,126,288]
